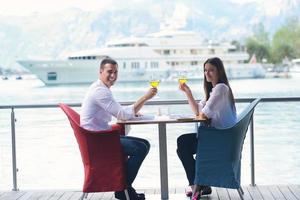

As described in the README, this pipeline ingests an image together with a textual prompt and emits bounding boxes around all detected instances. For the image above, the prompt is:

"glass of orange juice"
[178,76,188,84]
[149,79,160,88]
[149,76,160,100]
[149,74,160,88]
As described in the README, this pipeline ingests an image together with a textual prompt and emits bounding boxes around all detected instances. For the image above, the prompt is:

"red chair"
[59,103,130,200]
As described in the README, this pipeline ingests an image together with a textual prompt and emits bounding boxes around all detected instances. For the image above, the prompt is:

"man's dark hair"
[100,57,118,70]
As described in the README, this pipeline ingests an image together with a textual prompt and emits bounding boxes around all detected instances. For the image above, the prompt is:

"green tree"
[231,40,241,51]
[245,23,271,62]
[253,23,270,46]
[271,16,300,63]
[246,38,270,62]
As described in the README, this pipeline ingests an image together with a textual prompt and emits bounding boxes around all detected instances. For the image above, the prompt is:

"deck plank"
[1,185,300,200]
[85,192,94,200]
[288,185,300,199]
[25,191,44,200]
[57,191,74,200]
[101,192,114,200]
[227,188,241,200]
[17,191,35,200]
[69,191,84,200]
[89,192,104,200]
[0,191,25,200]
[241,186,253,200]
[247,185,264,200]
[268,185,286,200]
[215,187,229,199]
[47,191,65,200]
[278,185,298,200]
[257,185,276,200]
[207,187,219,200]
[38,190,56,200]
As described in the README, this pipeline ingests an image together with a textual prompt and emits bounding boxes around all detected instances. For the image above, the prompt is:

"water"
[0,76,300,190]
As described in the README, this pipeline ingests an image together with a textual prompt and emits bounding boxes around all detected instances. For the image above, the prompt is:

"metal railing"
[1,97,300,191]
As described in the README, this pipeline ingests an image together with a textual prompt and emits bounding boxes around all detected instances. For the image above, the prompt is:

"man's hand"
[144,87,158,100]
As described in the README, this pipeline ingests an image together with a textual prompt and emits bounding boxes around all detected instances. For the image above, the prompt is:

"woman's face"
[204,63,219,85]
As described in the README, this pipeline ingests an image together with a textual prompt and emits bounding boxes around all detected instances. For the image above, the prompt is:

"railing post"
[194,122,199,132]
[11,108,19,191]
[249,115,256,186]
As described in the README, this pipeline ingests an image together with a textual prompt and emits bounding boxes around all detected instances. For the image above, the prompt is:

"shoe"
[115,187,145,200]
[185,186,193,197]
[129,187,145,199]
[201,186,212,195]
[191,191,201,200]
[115,191,127,200]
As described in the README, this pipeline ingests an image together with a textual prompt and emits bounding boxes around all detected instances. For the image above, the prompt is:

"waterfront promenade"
[1,185,300,199]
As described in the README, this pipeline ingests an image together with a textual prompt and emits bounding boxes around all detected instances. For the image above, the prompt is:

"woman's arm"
[179,83,199,116]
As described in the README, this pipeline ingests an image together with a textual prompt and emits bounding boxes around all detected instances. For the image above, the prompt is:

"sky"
[0,0,114,16]
[0,0,296,16]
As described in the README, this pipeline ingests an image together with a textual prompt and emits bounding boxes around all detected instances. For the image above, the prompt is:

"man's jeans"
[120,135,150,186]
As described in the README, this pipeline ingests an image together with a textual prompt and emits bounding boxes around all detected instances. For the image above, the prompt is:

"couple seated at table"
[80,57,237,200]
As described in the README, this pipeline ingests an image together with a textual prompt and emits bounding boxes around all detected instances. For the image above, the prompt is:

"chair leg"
[239,187,244,194]
[80,193,87,200]
[237,188,244,200]
[124,189,130,200]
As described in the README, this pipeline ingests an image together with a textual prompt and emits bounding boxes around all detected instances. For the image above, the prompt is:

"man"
[80,58,157,200]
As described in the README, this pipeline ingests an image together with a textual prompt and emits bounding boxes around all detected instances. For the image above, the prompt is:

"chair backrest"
[59,103,90,164]
[195,98,261,188]
[237,98,261,124]
[232,98,261,157]
[59,103,80,126]
[58,103,127,193]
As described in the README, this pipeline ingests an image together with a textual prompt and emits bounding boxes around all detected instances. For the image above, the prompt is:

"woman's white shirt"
[198,83,237,129]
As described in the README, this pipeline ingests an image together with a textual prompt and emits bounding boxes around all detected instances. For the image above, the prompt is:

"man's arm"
[133,87,157,114]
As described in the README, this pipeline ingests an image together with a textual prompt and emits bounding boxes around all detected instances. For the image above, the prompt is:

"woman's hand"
[179,83,198,115]
[198,112,208,120]
[179,83,191,93]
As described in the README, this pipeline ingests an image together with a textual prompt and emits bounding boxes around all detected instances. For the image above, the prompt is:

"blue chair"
[194,98,261,200]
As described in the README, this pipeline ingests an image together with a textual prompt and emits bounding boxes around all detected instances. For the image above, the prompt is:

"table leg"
[158,123,169,200]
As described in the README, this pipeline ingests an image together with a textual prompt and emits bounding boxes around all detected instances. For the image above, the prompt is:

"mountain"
[0,0,299,70]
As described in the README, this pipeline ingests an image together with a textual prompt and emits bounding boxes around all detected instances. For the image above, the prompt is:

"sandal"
[185,186,193,197]
[191,191,201,200]
[201,186,212,195]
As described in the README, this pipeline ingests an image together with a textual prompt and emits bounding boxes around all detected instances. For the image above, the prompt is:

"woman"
[177,57,237,199]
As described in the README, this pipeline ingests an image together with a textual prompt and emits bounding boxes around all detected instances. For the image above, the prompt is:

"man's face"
[99,63,118,87]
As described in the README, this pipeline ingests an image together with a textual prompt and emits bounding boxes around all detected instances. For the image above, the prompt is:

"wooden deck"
[1,185,300,200]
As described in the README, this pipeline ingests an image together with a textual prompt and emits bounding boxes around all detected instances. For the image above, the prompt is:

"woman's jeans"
[120,135,150,186]
[176,133,197,185]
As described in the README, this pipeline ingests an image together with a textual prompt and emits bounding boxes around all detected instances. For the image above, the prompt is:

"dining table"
[118,115,208,200]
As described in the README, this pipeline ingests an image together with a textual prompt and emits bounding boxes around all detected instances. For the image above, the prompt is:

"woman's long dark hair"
[203,57,236,111]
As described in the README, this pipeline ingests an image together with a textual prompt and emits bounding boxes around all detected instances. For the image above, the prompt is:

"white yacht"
[18,30,266,85]
[290,58,300,78]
